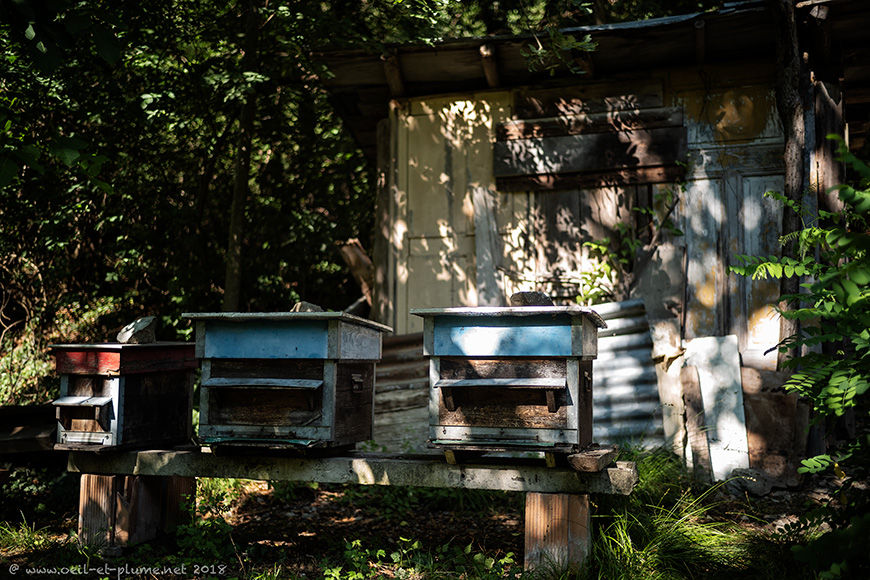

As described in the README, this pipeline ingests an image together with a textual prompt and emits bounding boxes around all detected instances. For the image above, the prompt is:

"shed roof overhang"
[316,0,870,164]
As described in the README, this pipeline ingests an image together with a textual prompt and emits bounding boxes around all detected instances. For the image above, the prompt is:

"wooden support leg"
[78,474,117,548]
[524,492,591,572]
[78,474,195,548]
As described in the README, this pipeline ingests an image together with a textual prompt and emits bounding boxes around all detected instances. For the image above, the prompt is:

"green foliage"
[0,466,77,522]
[730,137,870,458]
[522,26,597,76]
[196,477,249,516]
[321,536,519,579]
[580,445,813,580]
[0,515,61,554]
[577,183,683,304]
[792,513,870,580]
[731,136,870,579]
[174,489,236,561]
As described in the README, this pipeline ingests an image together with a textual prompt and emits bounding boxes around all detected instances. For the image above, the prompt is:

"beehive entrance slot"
[434,378,566,413]
[53,396,113,431]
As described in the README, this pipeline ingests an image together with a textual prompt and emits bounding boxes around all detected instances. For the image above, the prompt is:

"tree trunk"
[769,0,807,370]
[222,1,259,312]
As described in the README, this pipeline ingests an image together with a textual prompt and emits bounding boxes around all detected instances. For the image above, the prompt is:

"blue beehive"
[411,306,605,456]
[184,312,392,451]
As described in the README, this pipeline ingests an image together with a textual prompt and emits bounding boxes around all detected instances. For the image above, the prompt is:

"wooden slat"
[53,396,113,407]
[52,344,195,375]
[493,126,687,178]
[567,446,618,472]
[68,450,639,495]
[207,387,321,426]
[439,357,566,379]
[497,107,683,141]
[513,82,664,118]
[496,165,685,192]
[435,378,565,389]
[202,378,323,389]
[209,358,324,379]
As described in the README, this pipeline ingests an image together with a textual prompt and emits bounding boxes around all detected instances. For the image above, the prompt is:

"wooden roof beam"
[480,44,500,88]
[381,51,405,97]
[694,19,706,64]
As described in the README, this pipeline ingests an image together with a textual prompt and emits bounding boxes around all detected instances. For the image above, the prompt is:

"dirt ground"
[220,481,526,576]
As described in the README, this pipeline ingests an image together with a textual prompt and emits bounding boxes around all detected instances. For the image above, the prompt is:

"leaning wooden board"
[184,312,392,450]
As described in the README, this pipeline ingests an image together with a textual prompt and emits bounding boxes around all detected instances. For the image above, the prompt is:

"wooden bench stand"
[68,449,635,571]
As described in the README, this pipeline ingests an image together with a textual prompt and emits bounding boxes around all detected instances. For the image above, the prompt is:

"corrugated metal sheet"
[372,299,663,452]
[593,299,664,447]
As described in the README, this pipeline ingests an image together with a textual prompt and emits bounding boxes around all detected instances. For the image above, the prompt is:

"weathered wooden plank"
[203,378,324,389]
[524,492,591,572]
[440,357,567,380]
[78,474,195,548]
[201,320,330,359]
[336,323,383,360]
[207,387,322,426]
[431,319,573,357]
[497,107,684,141]
[209,358,324,380]
[68,450,639,495]
[199,424,332,443]
[513,82,664,118]
[52,343,196,375]
[566,445,618,472]
[497,165,685,192]
[435,378,565,389]
[683,336,749,481]
[473,185,504,306]
[493,126,687,178]
[438,389,569,429]
[432,424,576,445]
[372,117,393,326]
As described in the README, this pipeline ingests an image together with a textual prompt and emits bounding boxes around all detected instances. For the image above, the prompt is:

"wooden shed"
[318,0,870,466]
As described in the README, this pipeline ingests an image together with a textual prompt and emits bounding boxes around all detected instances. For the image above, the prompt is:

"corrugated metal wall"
[591,299,663,447]
[372,299,663,453]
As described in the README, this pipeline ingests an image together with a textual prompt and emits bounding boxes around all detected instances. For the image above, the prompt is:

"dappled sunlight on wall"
[678,73,785,368]
[391,93,512,333]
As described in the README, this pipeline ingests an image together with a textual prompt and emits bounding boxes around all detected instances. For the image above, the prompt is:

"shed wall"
[380,63,785,370]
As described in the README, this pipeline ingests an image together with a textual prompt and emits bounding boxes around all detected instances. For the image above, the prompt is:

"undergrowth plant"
[731,135,870,579]
[581,445,813,580]
[577,183,683,305]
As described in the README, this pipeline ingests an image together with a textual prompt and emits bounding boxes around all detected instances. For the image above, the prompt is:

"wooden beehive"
[411,306,606,454]
[50,343,196,450]
[184,312,392,450]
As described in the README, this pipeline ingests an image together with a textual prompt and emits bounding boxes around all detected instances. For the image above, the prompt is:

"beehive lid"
[411,306,606,328]
[49,342,196,375]
[184,312,392,360]
[412,306,605,358]
[183,311,393,333]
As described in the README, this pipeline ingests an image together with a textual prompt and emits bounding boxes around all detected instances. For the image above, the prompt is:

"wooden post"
[524,492,591,572]
[78,474,195,548]
[78,474,118,547]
